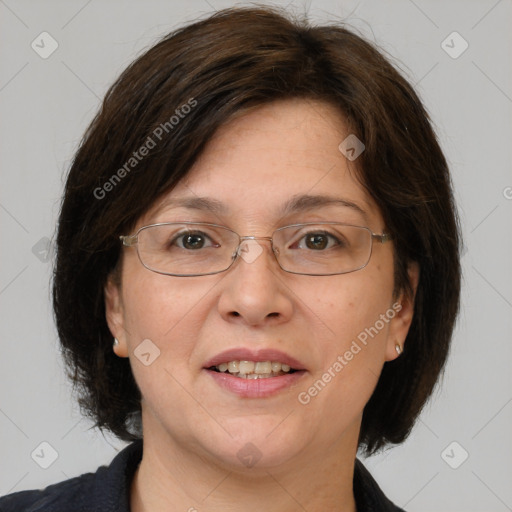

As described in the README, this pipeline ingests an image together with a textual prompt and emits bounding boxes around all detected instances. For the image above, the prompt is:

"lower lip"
[205,369,306,398]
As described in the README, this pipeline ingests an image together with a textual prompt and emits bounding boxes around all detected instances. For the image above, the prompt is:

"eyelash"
[169,229,345,251]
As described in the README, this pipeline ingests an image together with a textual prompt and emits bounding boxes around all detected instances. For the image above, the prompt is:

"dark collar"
[353,458,405,511]
[0,439,404,511]
[109,440,404,512]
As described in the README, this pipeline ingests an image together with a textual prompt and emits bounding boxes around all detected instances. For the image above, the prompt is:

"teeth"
[213,360,295,378]
[271,361,282,372]
[238,360,255,374]
[228,361,239,373]
[254,361,272,374]
[235,372,283,379]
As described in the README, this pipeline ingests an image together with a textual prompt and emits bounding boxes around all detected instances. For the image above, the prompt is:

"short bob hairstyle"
[53,6,461,455]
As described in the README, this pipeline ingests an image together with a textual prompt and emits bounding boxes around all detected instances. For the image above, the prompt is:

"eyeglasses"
[120,222,391,277]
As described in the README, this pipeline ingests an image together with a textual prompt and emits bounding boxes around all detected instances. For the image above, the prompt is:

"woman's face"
[106,98,416,471]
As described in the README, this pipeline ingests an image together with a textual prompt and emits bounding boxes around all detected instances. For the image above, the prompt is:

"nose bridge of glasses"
[238,235,273,243]
[233,235,280,266]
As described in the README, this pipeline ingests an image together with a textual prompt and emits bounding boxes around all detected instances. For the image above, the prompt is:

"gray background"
[1,0,511,510]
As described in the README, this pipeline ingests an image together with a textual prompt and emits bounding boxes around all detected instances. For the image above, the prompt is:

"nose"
[217,238,294,327]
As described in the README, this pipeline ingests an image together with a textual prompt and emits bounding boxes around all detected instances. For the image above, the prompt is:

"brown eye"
[171,231,216,250]
[181,233,206,250]
[294,230,343,251]
[305,234,329,250]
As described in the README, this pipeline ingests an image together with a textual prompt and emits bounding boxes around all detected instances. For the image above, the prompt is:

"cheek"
[292,297,395,453]
[120,272,211,411]
[301,267,395,401]
[121,269,207,358]
[312,269,393,347]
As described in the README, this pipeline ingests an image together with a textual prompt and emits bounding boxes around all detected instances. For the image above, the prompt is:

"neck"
[130,416,359,512]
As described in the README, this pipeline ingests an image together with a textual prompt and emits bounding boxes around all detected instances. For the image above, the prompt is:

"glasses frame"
[120,221,392,277]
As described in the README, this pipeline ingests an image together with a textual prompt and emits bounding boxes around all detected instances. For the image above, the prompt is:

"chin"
[201,417,310,471]
[214,443,303,473]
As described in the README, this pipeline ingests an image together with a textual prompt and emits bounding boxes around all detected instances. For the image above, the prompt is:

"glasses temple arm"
[119,235,138,247]
[372,233,392,244]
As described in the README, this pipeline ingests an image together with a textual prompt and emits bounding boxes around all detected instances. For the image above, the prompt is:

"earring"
[395,343,402,355]
[113,338,119,347]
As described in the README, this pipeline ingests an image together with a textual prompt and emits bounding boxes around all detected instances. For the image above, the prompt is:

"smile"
[203,348,306,397]
[209,360,296,379]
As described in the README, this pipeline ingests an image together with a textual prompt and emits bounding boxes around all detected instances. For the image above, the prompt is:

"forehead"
[144,99,381,228]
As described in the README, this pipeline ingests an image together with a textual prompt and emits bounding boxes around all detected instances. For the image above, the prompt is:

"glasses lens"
[137,223,238,276]
[273,224,372,275]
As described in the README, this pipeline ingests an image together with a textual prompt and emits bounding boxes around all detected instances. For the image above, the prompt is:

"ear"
[385,261,420,362]
[104,273,129,358]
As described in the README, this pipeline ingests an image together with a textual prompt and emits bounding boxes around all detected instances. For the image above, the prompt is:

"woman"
[0,6,460,511]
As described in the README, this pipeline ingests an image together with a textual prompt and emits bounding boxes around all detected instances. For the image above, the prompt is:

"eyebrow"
[280,194,368,220]
[155,193,368,220]
[155,196,228,215]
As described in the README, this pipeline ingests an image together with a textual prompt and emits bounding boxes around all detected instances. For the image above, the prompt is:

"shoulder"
[0,440,142,512]
[0,471,97,512]
[354,458,406,512]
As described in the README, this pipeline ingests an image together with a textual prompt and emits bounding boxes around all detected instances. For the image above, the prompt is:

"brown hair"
[52,5,461,454]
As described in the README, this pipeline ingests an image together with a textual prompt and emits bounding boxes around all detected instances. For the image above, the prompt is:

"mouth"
[207,360,298,379]
[203,348,306,398]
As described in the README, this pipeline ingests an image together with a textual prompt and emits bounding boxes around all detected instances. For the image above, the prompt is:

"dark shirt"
[0,440,405,511]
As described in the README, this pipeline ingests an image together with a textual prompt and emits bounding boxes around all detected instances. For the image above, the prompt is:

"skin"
[105,98,418,512]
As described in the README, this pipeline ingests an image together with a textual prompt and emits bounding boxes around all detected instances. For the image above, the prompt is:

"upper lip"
[204,348,306,371]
